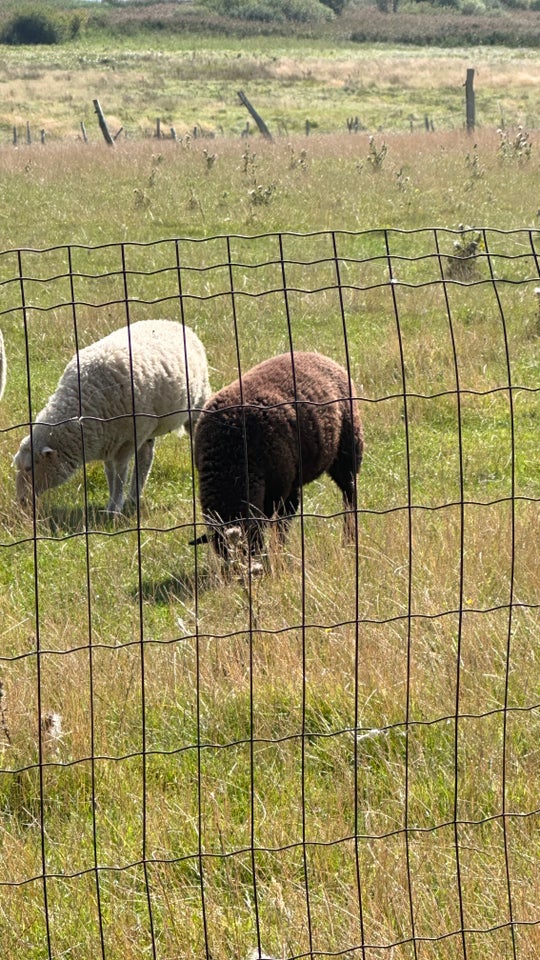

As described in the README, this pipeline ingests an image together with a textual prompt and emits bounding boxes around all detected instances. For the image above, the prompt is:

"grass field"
[2,32,540,142]
[0,26,539,960]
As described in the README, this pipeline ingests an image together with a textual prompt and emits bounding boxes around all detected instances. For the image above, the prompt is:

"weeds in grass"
[395,166,410,192]
[497,125,533,163]
[464,143,485,182]
[366,135,388,171]
[287,142,308,170]
[444,224,483,281]
[241,147,257,176]
[248,182,276,205]
[0,679,12,747]
[203,146,217,171]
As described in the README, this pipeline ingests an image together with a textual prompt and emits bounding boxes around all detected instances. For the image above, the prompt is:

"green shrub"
[348,9,540,46]
[0,6,86,45]
[202,0,334,23]
[320,0,348,12]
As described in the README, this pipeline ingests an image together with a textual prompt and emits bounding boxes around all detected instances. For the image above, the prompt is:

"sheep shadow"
[40,504,216,605]
[135,565,216,606]
[44,504,132,536]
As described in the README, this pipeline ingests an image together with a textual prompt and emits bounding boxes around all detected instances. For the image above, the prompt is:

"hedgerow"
[3,0,537,46]
[346,9,540,46]
[0,5,86,45]
[201,0,334,22]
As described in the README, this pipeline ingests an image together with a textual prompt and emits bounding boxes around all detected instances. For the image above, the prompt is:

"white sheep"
[14,319,211,514]
[0,329,6,401]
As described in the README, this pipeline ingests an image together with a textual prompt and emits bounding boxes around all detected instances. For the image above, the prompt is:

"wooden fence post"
[465,68,475,133]
[93,99,115,146]
[237,90,272,141]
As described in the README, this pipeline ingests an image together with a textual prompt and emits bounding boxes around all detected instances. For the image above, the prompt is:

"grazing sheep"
[193,351,363,560]
[14,319,210,513]
[0,329,6,401]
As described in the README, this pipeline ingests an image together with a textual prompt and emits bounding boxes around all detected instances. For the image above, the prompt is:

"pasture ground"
[0,32,539,960]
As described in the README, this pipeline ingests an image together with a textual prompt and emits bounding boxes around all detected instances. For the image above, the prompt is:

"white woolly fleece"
[14,319,211,513]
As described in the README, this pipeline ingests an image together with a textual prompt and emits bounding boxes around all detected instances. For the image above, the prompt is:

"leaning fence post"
[93,99,115,146]
[465,68,475,133]
[80,121,88,143]
[237,90,272,141]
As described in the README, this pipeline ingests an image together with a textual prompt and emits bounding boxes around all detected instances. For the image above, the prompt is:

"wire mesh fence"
[0,227,539,960]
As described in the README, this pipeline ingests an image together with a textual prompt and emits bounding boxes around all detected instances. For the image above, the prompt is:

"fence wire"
[0,227,539,960]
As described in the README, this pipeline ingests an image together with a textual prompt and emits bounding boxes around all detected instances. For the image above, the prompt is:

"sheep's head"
[191,517,265,575]
[14,438,62,505]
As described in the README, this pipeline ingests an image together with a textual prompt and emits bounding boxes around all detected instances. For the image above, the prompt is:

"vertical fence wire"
[278,231,313,959]
[331,230,366,957]
[67,244,107,960]
[120,242,158,958]
[16,248,53,960]
[175,237,211,959]
[386,231,419,959]
[434,227,469,960]
[484,229,518,960]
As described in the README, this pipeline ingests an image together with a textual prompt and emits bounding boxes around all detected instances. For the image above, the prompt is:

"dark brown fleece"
[194,351,364,556]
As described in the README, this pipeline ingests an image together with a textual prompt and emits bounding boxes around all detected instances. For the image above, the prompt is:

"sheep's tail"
[0,329,6,401]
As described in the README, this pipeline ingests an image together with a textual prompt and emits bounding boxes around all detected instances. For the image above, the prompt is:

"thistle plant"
[249,183,276,206]
[366,135,388,171]
[395,166,410,192]
[465,144,484,181]
[497,126,532,163]
[203,147,217,172]
[288,142,308,170]
[445,225,483,282]
[241,148,257,176]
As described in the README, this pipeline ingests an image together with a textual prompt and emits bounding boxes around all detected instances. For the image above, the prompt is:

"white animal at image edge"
[14,319,211,513]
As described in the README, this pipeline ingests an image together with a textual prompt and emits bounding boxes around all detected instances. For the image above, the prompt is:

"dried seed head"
[41,712,63,741]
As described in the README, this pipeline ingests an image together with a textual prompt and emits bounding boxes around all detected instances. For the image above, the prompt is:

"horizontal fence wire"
[0,227,539,960]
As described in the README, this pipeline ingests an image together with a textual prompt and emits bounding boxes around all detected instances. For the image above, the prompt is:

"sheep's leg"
[104,453,131,514]
[274,489,299,543]
[328,432,362,542]
[328,464,357,542]
[126,438,155,509]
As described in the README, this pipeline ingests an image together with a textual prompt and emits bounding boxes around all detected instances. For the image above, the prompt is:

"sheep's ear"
[40,446,57,458]
[189,533,209,546]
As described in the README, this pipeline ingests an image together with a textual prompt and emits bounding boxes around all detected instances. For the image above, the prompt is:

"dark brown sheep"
[192,351,364,560]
